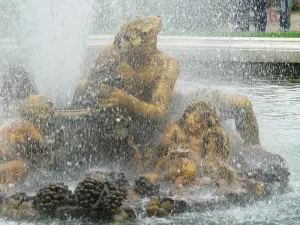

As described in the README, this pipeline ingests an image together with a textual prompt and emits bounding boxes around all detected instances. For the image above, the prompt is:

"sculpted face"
[113,16,162,61]
[180,101,220,134]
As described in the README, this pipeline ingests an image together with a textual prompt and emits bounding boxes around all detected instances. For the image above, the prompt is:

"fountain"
[14,0,93,107]
[0,1,299,225]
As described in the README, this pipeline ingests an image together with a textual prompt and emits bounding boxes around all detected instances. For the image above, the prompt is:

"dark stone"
[54,206,90,220]
[134,176,160,197]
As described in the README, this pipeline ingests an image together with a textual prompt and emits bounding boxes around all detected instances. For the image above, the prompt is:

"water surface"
[1,81,300,225]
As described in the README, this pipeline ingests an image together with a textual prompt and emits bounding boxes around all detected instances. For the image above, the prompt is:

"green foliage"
[292,0,298,10]
[268,0,280,8]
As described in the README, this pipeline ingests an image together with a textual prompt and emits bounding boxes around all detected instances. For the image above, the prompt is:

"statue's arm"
[72,45,119,108]
[122,57,180,119]
[198,89,260,145]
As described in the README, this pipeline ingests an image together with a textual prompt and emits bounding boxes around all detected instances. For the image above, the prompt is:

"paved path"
[1,12,300,64]
[87,35,300,63]
[1,35,300,63]
[266,11,300,32]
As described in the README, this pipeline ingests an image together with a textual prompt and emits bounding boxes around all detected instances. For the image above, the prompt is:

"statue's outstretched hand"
[96,84,126,108]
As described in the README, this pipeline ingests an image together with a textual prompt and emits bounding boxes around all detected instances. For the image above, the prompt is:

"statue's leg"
[197,89,260,146]
[143,155,169,183]
[145,153,198,185]
[233,100,260,146]
[0,143,7,158]
[0,160,26,189]
[0,120,44,187]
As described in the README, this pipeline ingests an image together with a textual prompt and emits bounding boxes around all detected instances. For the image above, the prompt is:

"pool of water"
[0,80,300,225]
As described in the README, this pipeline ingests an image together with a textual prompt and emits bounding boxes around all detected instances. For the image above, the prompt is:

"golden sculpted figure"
[0,95,54,189]
[0,16,282,197]
[71,15,261,185]
[72,15,259,145]
[142,100,239,186]
[72,16,179,121]
[0,121,40,188]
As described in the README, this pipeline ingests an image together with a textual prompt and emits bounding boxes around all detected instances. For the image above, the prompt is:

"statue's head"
[113,16,162,63]
[179,101,220,134]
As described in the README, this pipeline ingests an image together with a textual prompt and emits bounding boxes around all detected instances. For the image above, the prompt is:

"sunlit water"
[0,80,300,225]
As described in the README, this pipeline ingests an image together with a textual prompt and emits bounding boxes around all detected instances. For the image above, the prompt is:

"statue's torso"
[117,58,166,148]
[116,54,164,102]
[71,48,170,149]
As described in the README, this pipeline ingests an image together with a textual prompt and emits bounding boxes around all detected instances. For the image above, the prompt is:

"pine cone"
[134,176,160,197]
[74,177,127,220]
[35,183,72,215]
